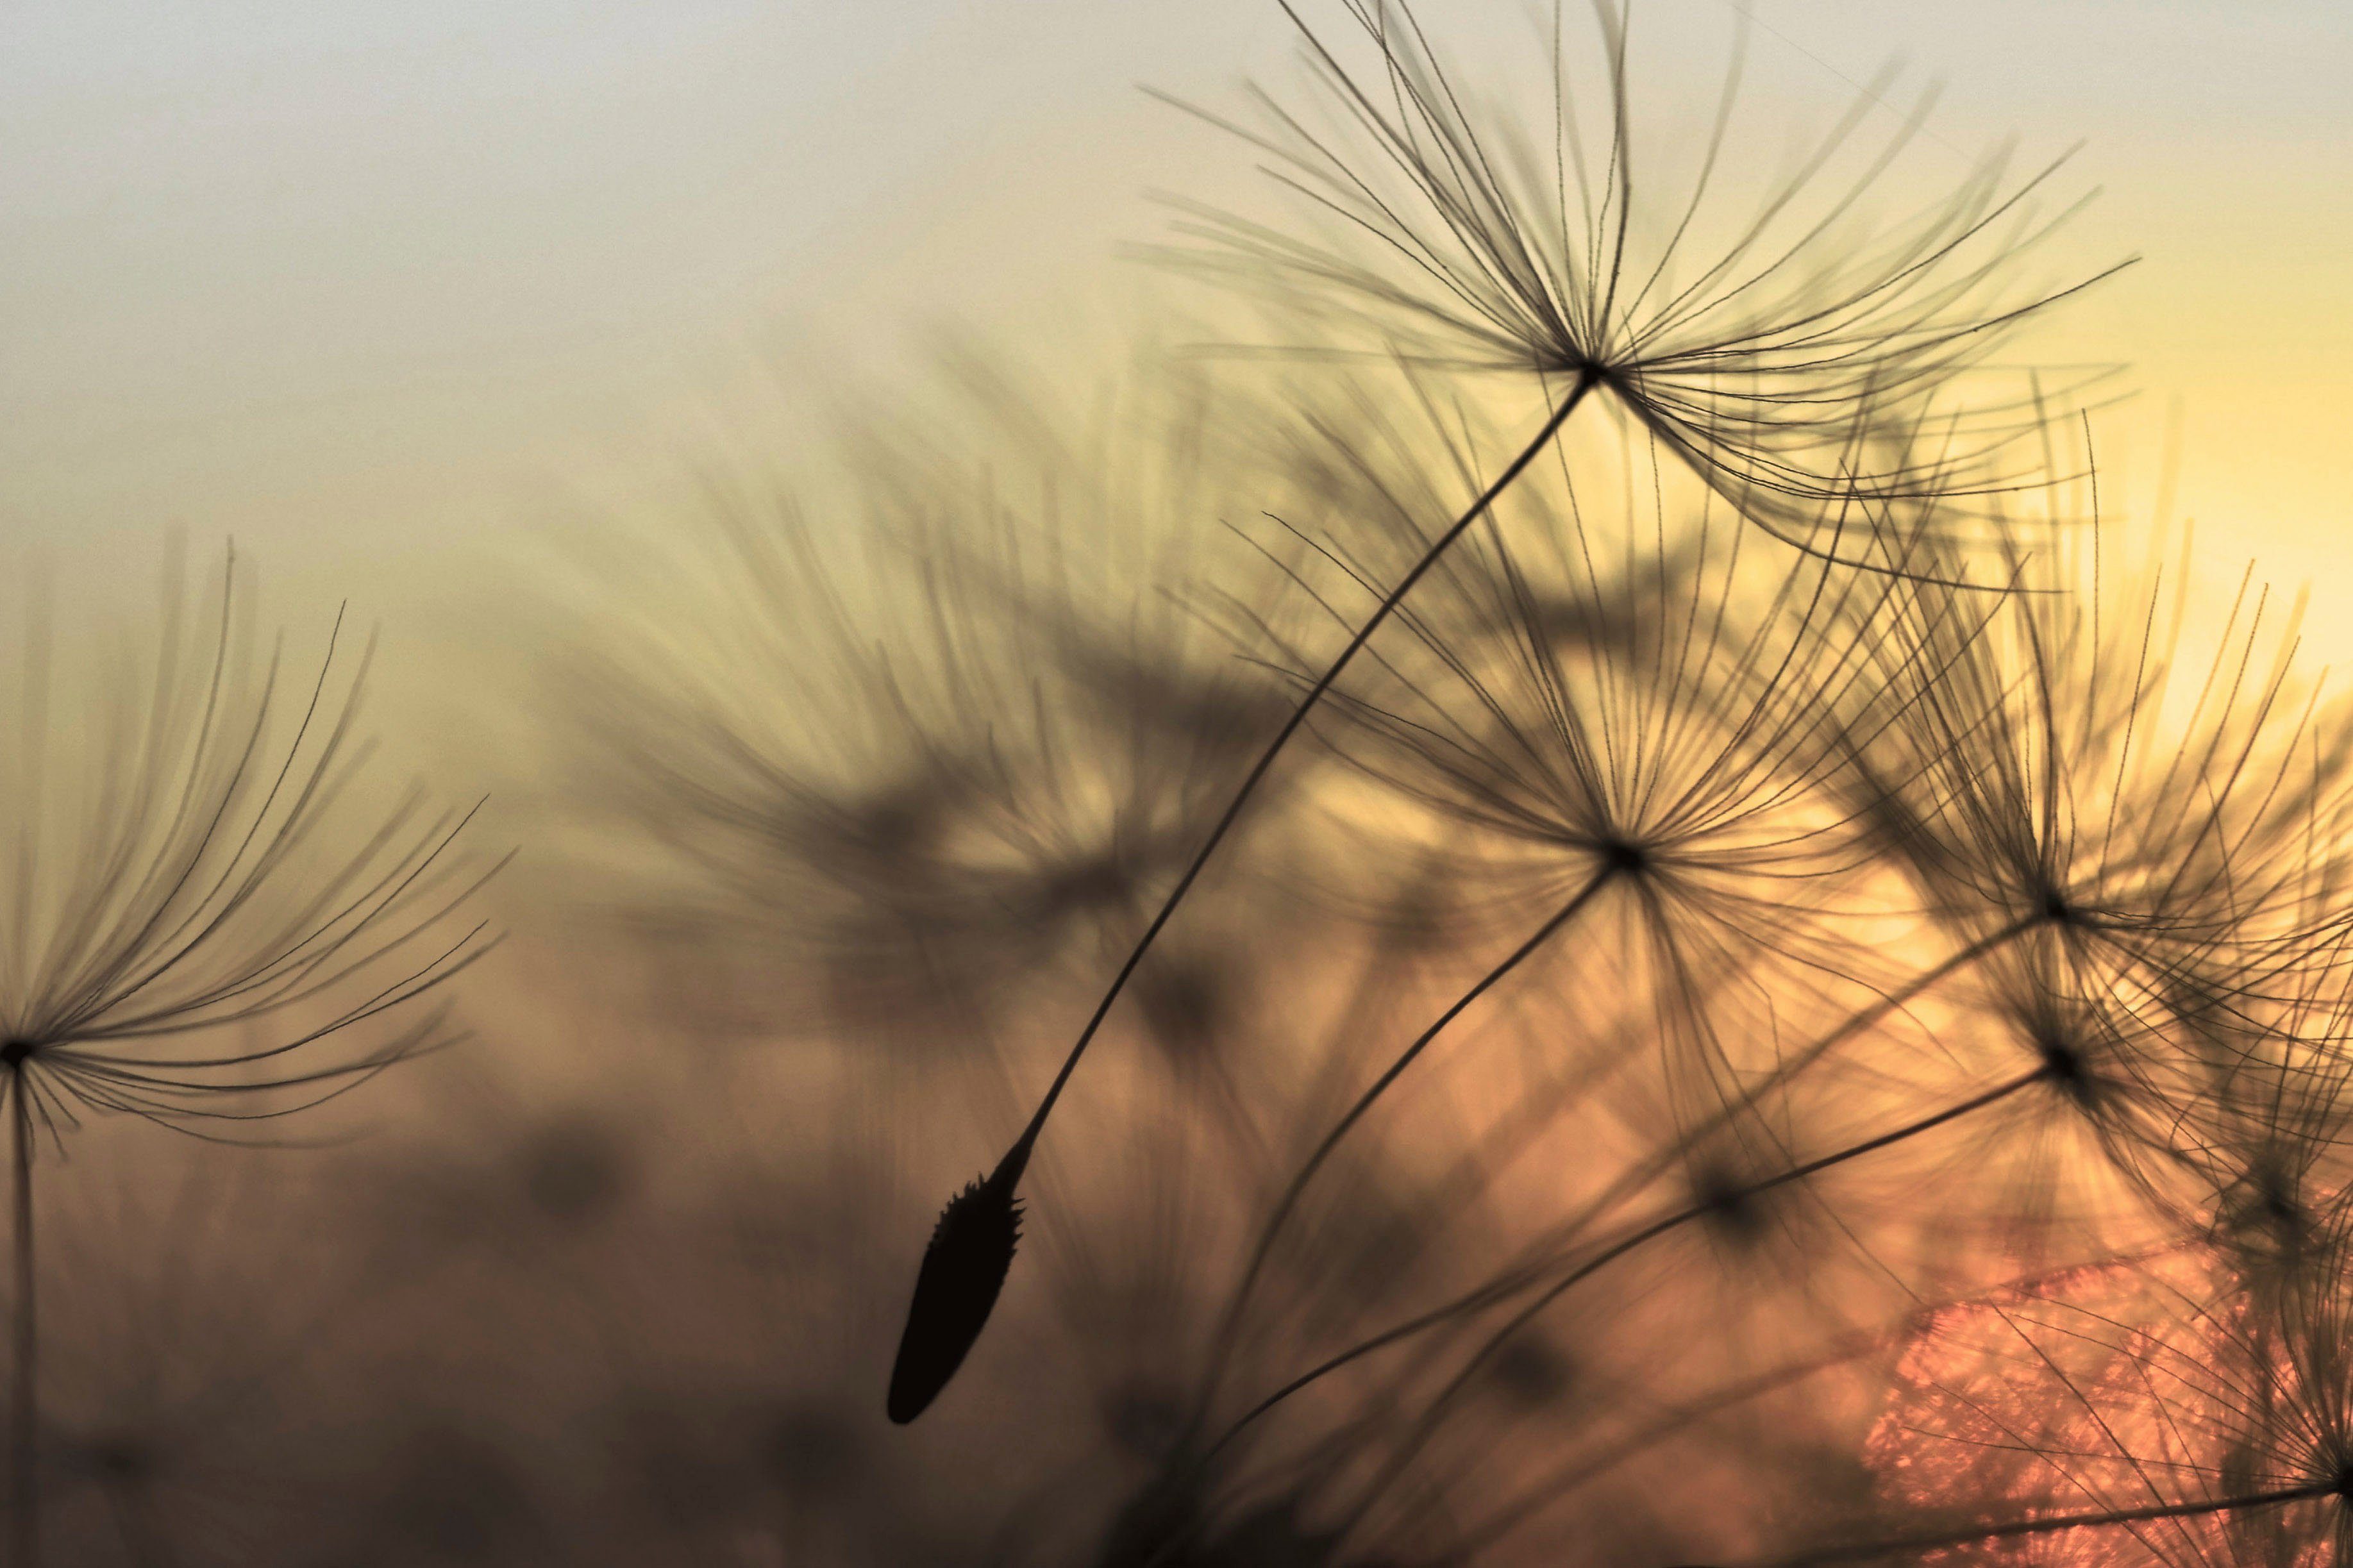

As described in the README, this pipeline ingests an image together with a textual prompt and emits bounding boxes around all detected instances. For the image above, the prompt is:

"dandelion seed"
[1848,509,2347,1000]
[886,1156,1025,1424]
[889,0,2130,1419]
[575,371,1304,1040]
[1155,0,2125,550]
[0,547,497,1565]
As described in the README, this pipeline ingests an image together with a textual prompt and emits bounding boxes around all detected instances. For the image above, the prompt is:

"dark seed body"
[885,1164,1024,1424]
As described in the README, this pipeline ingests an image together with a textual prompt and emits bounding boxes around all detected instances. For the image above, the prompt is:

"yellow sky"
[2,0,2349,748]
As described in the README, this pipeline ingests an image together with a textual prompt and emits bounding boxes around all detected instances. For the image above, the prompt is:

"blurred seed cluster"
[10,3,2353,1566]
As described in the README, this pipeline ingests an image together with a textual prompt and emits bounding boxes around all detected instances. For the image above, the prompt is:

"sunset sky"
[4,15,2352,1555]
[3,0,2348,682]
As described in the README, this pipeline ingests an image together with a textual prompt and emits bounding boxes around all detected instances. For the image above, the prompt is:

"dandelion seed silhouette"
[2032,1033,2084,1090]
[885,1156,1025,1424]
[1598,838,1650,878]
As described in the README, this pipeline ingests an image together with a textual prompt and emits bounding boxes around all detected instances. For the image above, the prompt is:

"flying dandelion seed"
[1156,0,2125,547]
[885,0,2135,1424]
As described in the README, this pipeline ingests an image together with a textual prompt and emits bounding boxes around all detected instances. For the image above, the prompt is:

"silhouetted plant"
[0,551,496,1565]
[464,4,2353,1565]
[885,0,2134,1426]
[569,370,1308,1043]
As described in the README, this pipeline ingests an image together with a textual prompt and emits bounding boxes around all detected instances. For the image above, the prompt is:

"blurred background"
[1,3,2349,1563]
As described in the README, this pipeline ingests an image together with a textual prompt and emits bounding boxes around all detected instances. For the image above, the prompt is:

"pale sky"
[2,0,2349,717]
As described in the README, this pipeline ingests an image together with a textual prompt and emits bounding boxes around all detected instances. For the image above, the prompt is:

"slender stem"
[1678,1480,2339,1568]
[1000,374,1602,1176]
[1187,865,1620,1433]
[7,1069,34,1568]
[1457,1242,2200,1558]
[1459,1335,1899,1557]
[1332,1066,2055,1535]
[1202,915,2046,1454]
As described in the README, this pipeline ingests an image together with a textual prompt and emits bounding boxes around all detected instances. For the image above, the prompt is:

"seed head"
[886,1160,1026,1424]
[1156,0,2128,557]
